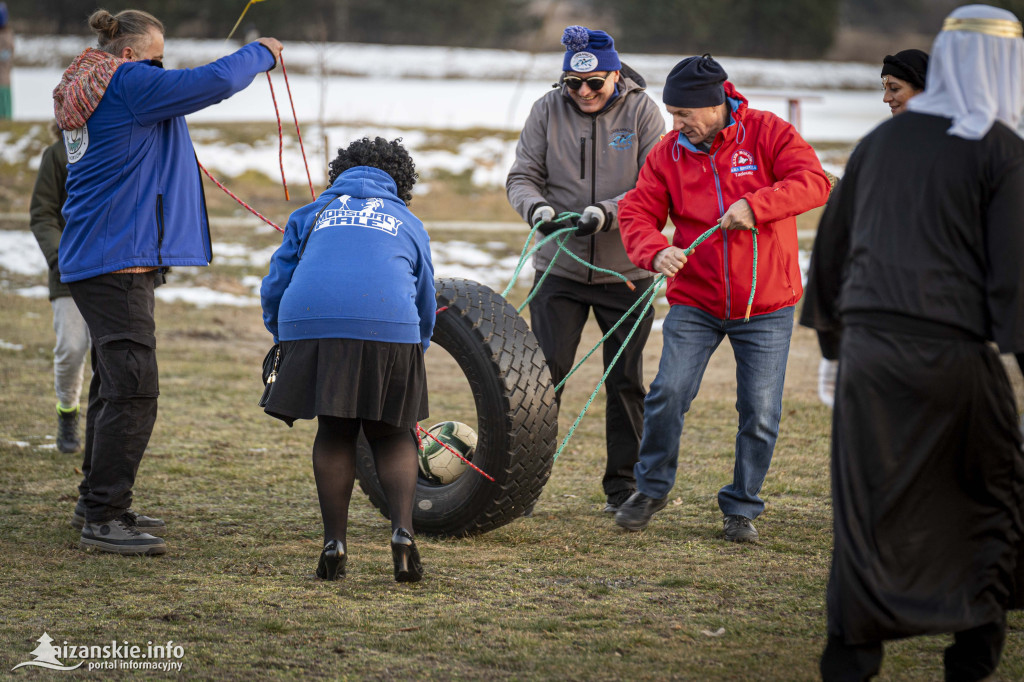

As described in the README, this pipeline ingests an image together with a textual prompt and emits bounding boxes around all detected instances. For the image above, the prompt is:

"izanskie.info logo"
[11,632,185,673]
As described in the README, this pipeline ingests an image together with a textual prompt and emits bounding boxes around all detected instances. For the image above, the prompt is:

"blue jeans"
[634,304,794,519]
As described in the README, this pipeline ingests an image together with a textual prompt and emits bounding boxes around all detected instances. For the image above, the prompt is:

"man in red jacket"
[614,55,829,540]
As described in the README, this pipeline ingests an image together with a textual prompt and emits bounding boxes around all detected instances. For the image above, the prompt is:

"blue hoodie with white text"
[260,166,435,350]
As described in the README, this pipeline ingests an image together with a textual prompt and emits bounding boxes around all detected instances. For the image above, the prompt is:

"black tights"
[312,416,419,546]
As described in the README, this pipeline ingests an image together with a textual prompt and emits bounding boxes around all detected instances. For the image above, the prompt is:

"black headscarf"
[881,49,929,91]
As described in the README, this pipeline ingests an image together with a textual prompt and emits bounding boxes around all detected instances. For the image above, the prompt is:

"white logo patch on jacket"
[63,127,89,164]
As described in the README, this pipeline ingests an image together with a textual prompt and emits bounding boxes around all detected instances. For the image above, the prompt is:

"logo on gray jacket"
[63,127,89,164]
[609,129,636,150]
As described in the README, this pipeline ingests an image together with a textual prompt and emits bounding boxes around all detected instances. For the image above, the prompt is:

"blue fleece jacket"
[261,167,436,350]
[56,42,275,282]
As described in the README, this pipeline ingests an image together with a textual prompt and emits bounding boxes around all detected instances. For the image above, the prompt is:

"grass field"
[1,216,1022,680]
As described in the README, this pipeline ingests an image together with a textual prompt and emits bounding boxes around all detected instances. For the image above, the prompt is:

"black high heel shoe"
[390,528,422,583]
[315,539,346,580]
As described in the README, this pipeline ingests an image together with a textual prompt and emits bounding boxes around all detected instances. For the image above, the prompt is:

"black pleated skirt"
[263,338,428,428]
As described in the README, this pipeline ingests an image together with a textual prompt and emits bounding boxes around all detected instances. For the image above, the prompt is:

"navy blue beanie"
[561,26,621,73]
[0,3,7,29]
[663,54,728,108]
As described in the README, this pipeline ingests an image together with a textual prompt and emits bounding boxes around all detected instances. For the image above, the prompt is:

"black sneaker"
[603,489,636,514]
[80,513,167,555]
[71,501,165,531]
[614,491,668,531]
[723,515,759,543]
[56,405,81,454]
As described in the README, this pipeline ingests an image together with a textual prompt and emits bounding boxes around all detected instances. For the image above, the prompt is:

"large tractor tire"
[356,277,558,537]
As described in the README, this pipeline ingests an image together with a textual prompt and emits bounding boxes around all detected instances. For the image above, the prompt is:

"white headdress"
[906,4,1024,140]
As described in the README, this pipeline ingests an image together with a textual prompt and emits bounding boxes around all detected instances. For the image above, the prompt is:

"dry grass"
[1,218,1022,679]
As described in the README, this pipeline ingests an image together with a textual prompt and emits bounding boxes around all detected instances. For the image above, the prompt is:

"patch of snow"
[0,232,48,275]
[154,287,259,308]
[16,285,50,299]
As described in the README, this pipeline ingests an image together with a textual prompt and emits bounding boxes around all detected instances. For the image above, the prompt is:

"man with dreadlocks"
[802,5,1024,679]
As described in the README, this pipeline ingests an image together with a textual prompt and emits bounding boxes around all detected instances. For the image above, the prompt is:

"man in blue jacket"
[52,7,282,556]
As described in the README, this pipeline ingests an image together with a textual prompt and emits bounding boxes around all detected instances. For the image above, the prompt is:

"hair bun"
[88,10,119,40]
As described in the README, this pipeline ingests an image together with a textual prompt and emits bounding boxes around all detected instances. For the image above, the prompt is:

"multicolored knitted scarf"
[53,48,127,130]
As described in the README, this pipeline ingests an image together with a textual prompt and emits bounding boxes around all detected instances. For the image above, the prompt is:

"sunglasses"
[563,74,609,91]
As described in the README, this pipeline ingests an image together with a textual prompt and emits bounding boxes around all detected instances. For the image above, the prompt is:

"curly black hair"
[327,137,418,204]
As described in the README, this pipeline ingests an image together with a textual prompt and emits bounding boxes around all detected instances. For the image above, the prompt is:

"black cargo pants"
[69,271,159,523]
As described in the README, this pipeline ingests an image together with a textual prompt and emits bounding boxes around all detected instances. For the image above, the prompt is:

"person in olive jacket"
[506,25,665,514]
[30,122,89,455]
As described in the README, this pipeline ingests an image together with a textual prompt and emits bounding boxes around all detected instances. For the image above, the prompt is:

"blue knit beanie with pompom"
[561,26,621,73]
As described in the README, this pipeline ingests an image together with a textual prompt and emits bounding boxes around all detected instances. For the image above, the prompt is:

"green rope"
[501,213,578,299]
[548,222,760,463]
[504,213,632,313]
[553,276,665,462]
[500,216,761,463]
[682,222,758,320]
[517,233,568,314]
[554,276,664,393]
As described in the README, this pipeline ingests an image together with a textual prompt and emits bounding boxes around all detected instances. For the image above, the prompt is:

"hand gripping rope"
[503,216,758,462]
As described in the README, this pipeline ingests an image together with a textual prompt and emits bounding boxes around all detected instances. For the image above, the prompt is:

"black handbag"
[259,344,281,407]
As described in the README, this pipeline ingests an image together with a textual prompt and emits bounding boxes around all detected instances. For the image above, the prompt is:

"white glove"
[574,205,607,236]
[531,204,555,226]
[818,358,838,409]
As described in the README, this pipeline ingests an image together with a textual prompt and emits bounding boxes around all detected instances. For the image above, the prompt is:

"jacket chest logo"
[730,149,757,175]
[314,195,402,235]
[63,127,89,164]
[609,129,636,150]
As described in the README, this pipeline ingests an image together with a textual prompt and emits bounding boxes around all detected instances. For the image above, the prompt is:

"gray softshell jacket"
[506,64,665,284]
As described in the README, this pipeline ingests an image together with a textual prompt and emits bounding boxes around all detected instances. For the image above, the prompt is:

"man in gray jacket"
[506,25,665,512]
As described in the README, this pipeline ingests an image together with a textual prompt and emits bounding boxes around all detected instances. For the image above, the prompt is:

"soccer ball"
[419,421,477,484]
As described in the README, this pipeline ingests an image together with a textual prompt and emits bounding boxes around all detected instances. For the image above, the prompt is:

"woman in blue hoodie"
[261,137,435,583]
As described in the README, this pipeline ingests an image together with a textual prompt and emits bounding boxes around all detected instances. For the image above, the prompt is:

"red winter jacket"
[619,82,830,319]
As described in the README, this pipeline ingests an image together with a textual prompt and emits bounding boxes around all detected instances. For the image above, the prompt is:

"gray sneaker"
[614,491,668,531]
[80,513,167,555]
[723,515,759,543]
[71,501,165,531]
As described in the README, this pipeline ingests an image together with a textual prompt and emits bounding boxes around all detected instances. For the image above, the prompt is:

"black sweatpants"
[69,272,159,523]
[528,271,654,498]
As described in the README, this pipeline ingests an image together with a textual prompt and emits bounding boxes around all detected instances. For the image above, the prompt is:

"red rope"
[197,161,283,232]
[418,425,495,482]
[279,55,316,201]
[265,71,289,201]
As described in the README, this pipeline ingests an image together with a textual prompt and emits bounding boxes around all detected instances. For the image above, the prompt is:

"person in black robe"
[800,5,1024,680]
